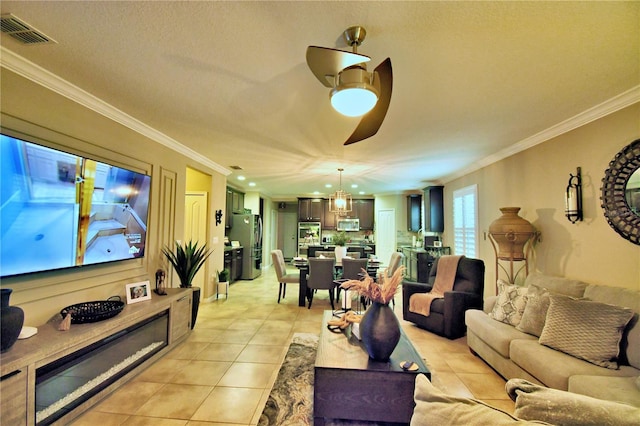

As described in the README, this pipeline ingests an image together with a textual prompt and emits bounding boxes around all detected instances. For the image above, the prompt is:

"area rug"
[258,332,404,426]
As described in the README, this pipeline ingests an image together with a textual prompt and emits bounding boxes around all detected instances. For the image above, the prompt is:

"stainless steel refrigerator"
[229,214,262,279]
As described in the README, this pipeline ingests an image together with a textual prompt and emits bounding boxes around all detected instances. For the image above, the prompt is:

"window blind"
[453,185,478,258]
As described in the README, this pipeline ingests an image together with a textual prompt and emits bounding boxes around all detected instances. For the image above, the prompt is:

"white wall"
[444,103,640,296]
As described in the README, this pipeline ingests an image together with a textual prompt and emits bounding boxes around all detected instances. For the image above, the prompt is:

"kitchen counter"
[399,246,451,282]
[307,244,374,258]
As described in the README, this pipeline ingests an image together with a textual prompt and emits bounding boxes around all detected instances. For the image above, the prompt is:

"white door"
[376,209,396,270]
[185,192,208,290]
[281,212,298,259]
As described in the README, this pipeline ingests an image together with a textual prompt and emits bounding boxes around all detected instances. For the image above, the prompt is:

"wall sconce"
[215,209,223,226]
[565,167,583,223]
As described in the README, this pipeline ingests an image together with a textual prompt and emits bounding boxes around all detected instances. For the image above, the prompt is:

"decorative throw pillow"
[539,295,634,369]
[516,285,550,337]
[489,279,528,326]
[506,378,640,426]
[411,374,543,425]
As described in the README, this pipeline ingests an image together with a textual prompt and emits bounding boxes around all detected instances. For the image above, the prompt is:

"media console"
[0,288,192,425]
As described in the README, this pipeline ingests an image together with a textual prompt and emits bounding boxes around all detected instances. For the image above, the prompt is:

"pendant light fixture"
[329,168,353,216]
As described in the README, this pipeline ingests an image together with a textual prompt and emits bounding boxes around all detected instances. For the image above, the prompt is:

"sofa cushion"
[466,309,536,358]
[510,339,639,391]
[411,374,545,425]
[516,285,550,337]
[489,280,528,326]
[569,375,640,408]
[584,285,640,370]
[539,295,634,369]
[524,273,587,298]
[506,378,640,425]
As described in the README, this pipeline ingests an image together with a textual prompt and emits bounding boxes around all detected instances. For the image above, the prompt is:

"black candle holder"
[565,167,583,223]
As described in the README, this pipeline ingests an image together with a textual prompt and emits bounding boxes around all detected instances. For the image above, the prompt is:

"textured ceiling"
[1,1,638,200]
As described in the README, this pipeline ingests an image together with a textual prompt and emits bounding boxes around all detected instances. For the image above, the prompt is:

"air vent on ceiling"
[1,13,56,45]
[229,166,243,170]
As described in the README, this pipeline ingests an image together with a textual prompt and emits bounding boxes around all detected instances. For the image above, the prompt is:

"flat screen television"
[0,133,151,278]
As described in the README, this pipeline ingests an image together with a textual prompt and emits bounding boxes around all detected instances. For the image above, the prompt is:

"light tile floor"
[72,267,514,425]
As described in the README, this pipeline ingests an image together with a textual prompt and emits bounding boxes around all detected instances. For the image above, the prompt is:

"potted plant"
[162,240,212,328]
[216,268,230,299]
[332,231,349,261]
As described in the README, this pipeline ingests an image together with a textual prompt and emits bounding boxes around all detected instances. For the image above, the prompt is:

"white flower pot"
[335,245,347,262]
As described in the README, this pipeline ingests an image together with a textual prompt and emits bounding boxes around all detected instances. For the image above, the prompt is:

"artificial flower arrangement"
[340,265,405,305]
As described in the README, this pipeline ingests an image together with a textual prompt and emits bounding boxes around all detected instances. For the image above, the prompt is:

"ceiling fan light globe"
[331,85,378,117]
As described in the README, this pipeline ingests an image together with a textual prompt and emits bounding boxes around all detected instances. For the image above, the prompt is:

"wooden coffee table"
[314,311,430,425]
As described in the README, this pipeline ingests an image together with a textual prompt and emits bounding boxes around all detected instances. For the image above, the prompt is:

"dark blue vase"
[359,301,401,361]
[1,288,24,352]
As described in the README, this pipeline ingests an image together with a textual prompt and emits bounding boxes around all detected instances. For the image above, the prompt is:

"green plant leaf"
[162,240,213,287]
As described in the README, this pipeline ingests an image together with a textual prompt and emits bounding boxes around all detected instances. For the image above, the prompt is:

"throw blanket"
[409,255,463,317]
[505,378,640,425]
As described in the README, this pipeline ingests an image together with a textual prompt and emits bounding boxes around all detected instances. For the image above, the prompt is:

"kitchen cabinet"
[401,246,452,283]
[322,200,336,229]
[224,248,243,283]
[407,194,422,232]
[231,248,242,282]
[424,186,444,233]
[232,190,244,213]
[353,199,375,230]
[225,187,245,227]
[298,198,323,222]
[224,249,232,276]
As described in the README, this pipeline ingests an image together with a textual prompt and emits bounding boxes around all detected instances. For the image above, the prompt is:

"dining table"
[292,257,383,307]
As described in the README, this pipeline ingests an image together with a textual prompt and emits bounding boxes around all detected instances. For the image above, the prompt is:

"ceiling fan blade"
[306,46,371,88]
[344,58,392,145]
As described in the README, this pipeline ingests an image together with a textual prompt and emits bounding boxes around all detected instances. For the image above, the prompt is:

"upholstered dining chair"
[271,250,300,303]
[335,257,368,306]
[342,252,361,258]
[316,251,336,258]
[307,257,336,309]
[386,252,404,277]
[340,257,368,281]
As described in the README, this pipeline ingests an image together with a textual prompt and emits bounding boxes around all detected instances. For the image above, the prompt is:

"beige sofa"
[465,273,640,407]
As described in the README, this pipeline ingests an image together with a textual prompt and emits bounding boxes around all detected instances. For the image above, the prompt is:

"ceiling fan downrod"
[344,26,366,53]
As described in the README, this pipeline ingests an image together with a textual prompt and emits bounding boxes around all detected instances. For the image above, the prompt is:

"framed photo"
[126,281,151,304]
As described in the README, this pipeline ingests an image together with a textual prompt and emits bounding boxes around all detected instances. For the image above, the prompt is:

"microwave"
[337,218,360,231]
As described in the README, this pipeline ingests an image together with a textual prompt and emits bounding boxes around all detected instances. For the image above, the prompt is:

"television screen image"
[0,134,151,278]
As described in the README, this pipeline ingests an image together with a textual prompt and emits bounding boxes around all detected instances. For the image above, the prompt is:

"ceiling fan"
[306,26,393,145]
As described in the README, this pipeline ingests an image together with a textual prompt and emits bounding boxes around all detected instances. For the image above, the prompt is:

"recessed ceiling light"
[237,176,246,181]
[359,191,365,195]
[325,184,332,188]
[249,182,256,187]
[351,184,358,188]
[313,191,320,195]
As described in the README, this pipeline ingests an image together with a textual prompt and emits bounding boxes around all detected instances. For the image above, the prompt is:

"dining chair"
[386,252,404,277]
[347,246,365,258]
[306,257,336,309]
[316,251,336,258]
[384,251,404,308]
[335,257,369,308]
[341,257,368,280]
[271,250,300,303]
[343,252,361,258]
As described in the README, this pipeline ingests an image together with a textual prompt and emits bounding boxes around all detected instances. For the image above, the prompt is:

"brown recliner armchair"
[402,256,485,339]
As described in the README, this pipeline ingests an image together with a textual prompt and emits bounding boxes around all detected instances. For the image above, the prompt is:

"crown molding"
[443,85,640,183]
[0,46,231,176]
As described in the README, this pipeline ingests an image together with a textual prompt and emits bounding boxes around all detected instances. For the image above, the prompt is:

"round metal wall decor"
[600,139,640,245]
